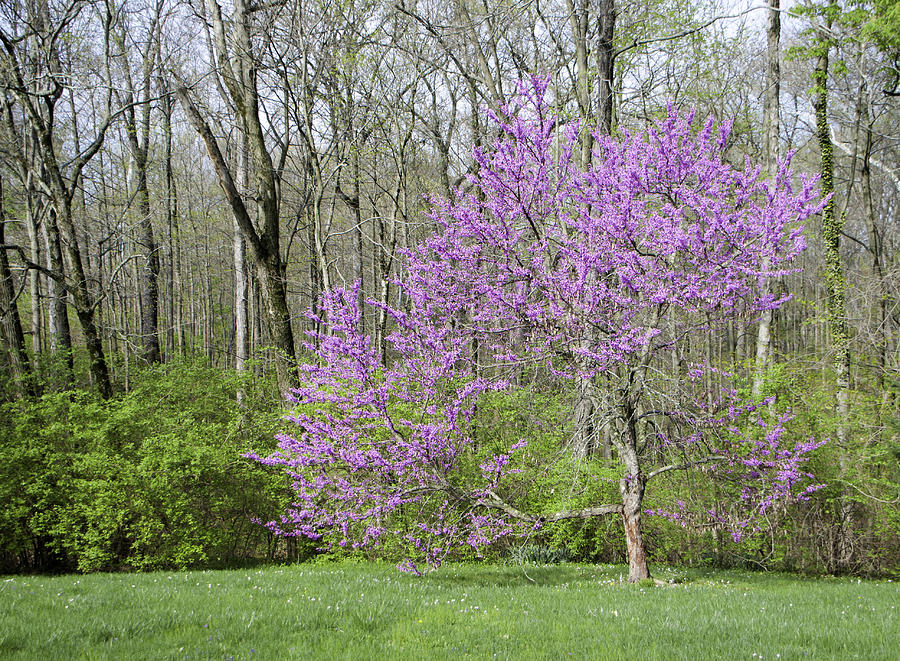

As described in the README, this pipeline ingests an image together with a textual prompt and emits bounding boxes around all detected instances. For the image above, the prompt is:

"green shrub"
[0,357,290,572]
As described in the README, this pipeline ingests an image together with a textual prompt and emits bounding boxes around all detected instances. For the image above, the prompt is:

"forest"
[0,0,897,579]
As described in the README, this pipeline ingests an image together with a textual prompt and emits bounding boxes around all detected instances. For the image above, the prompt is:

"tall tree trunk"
[118,15,162,365]
[352,132,365,336]
[135,166,161,364]
[813,20,852,567]
[620,397,650,581]
[176,84,297,391]
[234,135,250,378]
[3,0,114,398]
[860,103,886,399]
[568,0,592,167]
[161,75,177,359]
[0,175,34,394]
[307,203,322,345]
[42,206,73,382]
[334,90,366,336]
[596,0,616,135]
[24,191,42,365]
[52,194,111,398]
[570,0,617,458]
[752,0,780,399]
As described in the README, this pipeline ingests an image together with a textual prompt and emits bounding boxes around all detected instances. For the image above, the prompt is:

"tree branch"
[647,455,725,482]
[174,84,264,259]
[481,489,623,523]
[616,7,762,58]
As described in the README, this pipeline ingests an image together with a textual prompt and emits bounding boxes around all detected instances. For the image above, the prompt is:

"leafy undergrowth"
[1,562,896,660]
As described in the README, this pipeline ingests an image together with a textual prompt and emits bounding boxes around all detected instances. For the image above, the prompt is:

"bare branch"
[647,456,726,482]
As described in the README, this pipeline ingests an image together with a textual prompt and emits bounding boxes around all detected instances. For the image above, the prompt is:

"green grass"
[1,562,896,660]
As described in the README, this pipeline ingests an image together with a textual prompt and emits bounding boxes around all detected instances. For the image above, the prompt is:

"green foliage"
[5,348,892,577]
[863,0,900,51]
[648,354,900,576]
[0,358,289,573]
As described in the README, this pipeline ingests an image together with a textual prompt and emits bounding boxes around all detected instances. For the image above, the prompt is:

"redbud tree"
[249,79,826,582]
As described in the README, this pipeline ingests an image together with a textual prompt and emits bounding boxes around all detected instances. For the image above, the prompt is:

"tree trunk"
[117,0,162,365]
[4,0,114,398]
[621,473,650,582]
[596,0,616,135]
[814,19,853,567]
[256,249,296,390]
[135,166,161,364]
[570,0,616,457]
[572,380,596,459]
[568,0,616,457]
[860,103,887,399]
[752,0,780,399]
[568,0,592,167]
[234,135,250,378]
[162,77,177,360]
[0,175,34,394]
[352,129,365,336]
[42,206,73,382]
[619,395,650,581]
[25,192,42,365]
[308,203,322,345]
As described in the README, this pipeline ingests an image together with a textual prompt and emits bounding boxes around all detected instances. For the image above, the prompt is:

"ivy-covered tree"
[250,79,826,582]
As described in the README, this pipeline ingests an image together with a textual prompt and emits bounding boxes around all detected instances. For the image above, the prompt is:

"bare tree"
[112,0,164,363]
[176,0,297,392]
[0,0,115,397]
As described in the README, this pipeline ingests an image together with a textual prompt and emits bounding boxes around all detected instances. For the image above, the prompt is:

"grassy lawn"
[1,562,896,660]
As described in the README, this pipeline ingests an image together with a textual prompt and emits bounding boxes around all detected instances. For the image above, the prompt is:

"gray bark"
[752,0,780,399]
[234,134,250,376]
[596,0,616,135]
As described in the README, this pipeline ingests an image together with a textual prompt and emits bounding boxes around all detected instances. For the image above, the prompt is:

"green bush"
[0,358,290,573]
